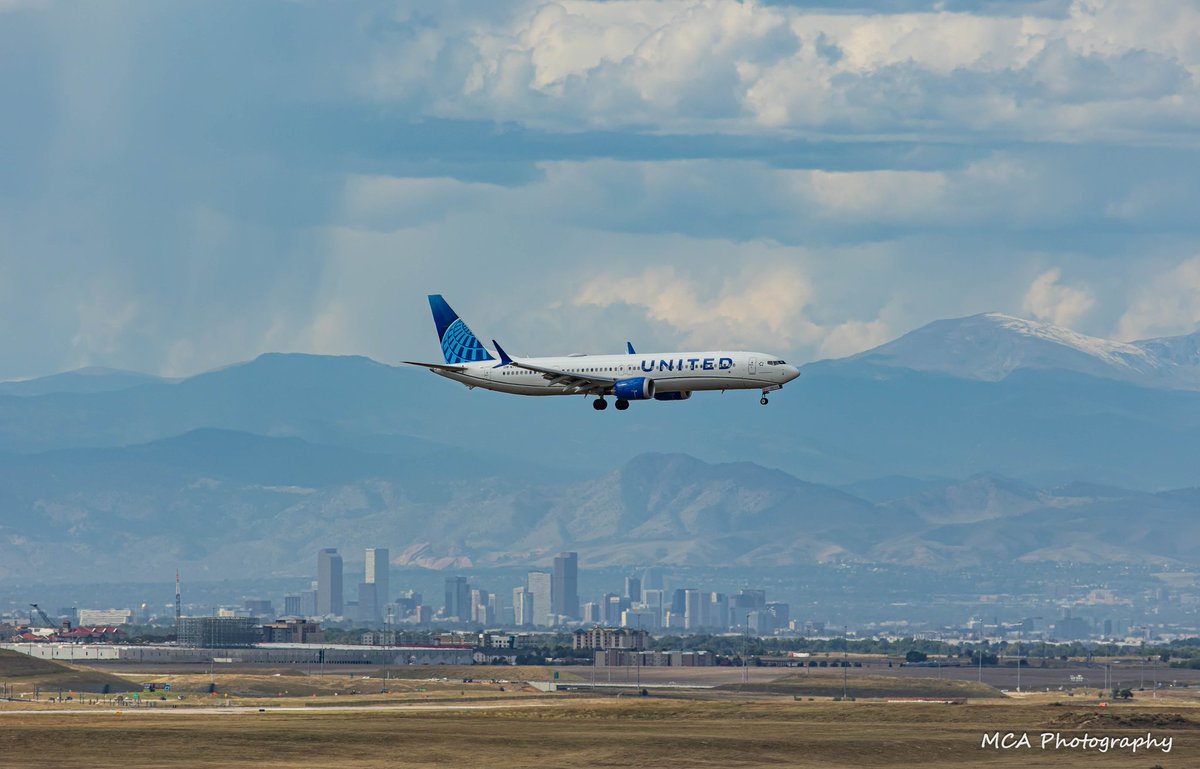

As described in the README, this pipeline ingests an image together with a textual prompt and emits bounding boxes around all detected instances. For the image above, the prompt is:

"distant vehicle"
[405,295,801,410]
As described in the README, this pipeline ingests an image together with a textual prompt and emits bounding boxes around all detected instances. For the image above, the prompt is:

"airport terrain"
[3,652,1200,767]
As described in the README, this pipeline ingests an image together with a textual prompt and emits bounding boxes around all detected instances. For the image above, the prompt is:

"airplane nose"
[785,365,801,382]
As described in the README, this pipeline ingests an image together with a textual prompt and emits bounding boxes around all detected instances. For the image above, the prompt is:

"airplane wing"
[401,360,470,373]
[510,359,617,393]
[491,340,615,394]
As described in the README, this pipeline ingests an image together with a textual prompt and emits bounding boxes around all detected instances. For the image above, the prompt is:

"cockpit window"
[767,360,786,365]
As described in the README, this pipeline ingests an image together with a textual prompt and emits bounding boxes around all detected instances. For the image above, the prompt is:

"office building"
[708,593,729,631]
[671,589,688,618]
[684,589,704,630]
[573,627,649,651]
[317,549,343,617]
[470,588,491,625]
[642,589,665,627]
[357,582,378,625]
[765,602,790,629]
[178,617,258,648]
[261,618,324,644]
[599,592,620,625]
[444,576,470,621]
[394,591,422,621]
[365,548,390,615]
[513,588,533,626]
[283,594,302,616]
[730,589,766,627]
[582,602,600,624]
[624,575,642,603]
[552,552,579,619]
[747,610,774,634]
[622,607,659,630]
[528,571,552,627]
[243,599,273,620]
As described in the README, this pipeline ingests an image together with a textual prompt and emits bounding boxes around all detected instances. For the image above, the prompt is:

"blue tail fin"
[428,295,495,364]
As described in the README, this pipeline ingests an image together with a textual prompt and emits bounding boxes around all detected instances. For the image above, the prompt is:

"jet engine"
[613,377,656,400]
[653,391,691,401]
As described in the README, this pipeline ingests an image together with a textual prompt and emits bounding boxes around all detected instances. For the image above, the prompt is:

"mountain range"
[0,312,1197,579]
[841,312,1200,390]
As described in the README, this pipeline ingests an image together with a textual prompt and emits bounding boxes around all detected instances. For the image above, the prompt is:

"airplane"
[404,295,800,411]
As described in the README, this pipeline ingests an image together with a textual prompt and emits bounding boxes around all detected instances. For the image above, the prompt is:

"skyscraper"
[283,594,302,616]
[642,589,665,627]
[444,576,470,621]
[552,551,579,619]
[599,592,620,625]
[365,548,390,617]
[513,587,533,626]
[317,548,343,616]
[624,575,642,603]
[528,571,552,627]
[683,588,703,630]
[470,588,491,625]
[709,592,730,631]
[357,582,377,625]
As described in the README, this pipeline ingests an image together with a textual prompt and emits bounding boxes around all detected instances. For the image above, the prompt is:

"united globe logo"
[440,319,493,363]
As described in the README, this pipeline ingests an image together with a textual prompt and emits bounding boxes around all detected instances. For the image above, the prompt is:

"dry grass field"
[4,656,1198,766]
[0,649,138,694]
[1,697,1197,768]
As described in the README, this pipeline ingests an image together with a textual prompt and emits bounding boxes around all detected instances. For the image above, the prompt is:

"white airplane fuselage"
[435,350,799,397]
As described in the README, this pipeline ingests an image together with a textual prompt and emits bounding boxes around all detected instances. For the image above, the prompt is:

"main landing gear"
[592,398,631,411]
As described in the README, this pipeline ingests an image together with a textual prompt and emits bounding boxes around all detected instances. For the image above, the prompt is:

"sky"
[2,0,1199,380]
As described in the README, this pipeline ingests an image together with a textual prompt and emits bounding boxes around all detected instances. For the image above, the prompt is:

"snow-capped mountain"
[841,312,1200,390]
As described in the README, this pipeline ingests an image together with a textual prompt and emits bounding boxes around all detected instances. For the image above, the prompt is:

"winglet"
[626,341,636,355]
[492,339,513,368]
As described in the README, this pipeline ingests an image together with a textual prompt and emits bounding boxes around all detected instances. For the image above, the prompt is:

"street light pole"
[1016,631,1021,693]
[842,625,848,700]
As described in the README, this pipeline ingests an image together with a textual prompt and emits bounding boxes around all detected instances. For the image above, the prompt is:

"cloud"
[1116,257,1200,341]
[2,0,1200,380]
[365,0,1200,142]
[70,291,140,364]
[575,262,820,350]
[819,319,892,358]
[575,261,898,357]
[1021,268,1095,328]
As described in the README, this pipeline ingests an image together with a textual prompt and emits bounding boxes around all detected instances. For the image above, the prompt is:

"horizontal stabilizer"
[401,360,469,373]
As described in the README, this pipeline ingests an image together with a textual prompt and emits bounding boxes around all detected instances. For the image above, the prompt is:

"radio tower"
[174,570,182,643]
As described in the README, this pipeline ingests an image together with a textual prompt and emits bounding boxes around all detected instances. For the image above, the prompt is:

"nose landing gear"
[760,384,781,405]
